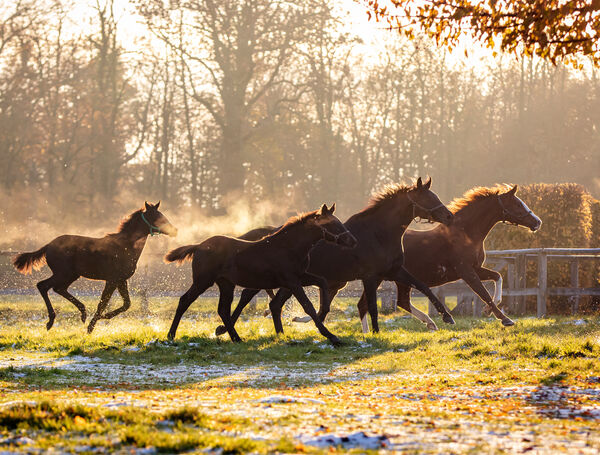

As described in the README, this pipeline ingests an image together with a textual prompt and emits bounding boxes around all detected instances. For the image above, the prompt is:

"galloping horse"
[216,177,455,336]
[13,202,178,332]
[164,204,357,345]
[355,184,542,329]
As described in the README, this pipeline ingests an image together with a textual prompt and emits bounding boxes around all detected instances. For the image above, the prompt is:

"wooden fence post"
[507,261,515,313]
[537,251,548,317]
[516,254,527,315]
[570,259,580,314]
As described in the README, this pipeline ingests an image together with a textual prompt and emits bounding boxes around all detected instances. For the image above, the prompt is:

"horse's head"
[497,186,542,232]
[312,203,357,248]
[143,201,178,237]
[407,177,453,225]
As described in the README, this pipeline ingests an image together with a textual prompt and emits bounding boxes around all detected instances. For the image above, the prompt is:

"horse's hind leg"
[53,276,86,324]
[269,288,293,334]
[87,281,117,334]
[36,276,58,330]
[101,281,131,320]
[356,291,369,333]
[215,288,260,336]
[167,280,210,340]
[363,279,380,333]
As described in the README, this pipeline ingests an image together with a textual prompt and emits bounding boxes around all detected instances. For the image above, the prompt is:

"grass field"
[0,294,599,453]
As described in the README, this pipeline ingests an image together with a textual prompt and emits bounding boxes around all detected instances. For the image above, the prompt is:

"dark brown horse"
[164,204,357,345]
[13,202,177,332]
[354,184,542,329]
[216,177,456,336]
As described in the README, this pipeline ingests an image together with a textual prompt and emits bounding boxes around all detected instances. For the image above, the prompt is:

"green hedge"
[486,183,599,314]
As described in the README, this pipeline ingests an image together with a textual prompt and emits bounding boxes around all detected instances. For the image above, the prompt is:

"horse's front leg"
[455,263,514,326]
[292,275,339,324]
[392,267,455,325]
[289,285,341,346]
[87,281,117,333]
[215,288,260,336]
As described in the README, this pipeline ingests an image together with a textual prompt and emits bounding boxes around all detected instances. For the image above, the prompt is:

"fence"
[2,248,600,317]
[395,248,600,317]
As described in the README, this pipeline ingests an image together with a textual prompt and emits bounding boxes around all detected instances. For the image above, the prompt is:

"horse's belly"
[223,263,281,290]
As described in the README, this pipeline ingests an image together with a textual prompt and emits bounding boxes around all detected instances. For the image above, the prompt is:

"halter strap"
[407,193,445,223]
[497,196,533,226]
[141,212,162,236]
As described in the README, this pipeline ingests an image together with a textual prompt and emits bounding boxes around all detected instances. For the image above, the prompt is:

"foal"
[13,202,177,332]
[165,204,357,345]
[356,184,542,328]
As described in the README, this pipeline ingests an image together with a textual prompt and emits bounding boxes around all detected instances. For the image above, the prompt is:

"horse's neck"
[118,220,150,255]
[361,197,413,249]
[454,198,502,243]
[271,223,323,257]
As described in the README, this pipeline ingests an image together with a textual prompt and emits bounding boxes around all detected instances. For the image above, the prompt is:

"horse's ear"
[144,201,151,211]
[507,185,518,195]
[416,177,423,189]
[424,177,432,189]
[329,203,336,214]
[317,203,327,215]
[155,201,160,209]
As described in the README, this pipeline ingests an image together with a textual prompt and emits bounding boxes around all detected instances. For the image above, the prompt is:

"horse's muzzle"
[530,219,542,232]
[163,225,178,237]
[434,209,454,226]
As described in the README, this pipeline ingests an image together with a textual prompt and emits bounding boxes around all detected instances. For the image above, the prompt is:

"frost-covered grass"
[0,294,599,453]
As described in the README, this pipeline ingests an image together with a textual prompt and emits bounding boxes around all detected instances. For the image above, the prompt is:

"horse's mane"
[357,183,414,215]
[117,209,143,233]
[267,210,318,238]
[448,184,512,214]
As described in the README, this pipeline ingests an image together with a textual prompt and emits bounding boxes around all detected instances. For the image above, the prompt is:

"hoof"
[443,313,456,325]
[87,323,95,334]
[292,316,311,323]
[426,323,438,331]
[215,325,227,336]
[330,336,342,347]
[167,332,175,341]
[501,318,515,327]
[81,312,87,324]
[46,319,55,330]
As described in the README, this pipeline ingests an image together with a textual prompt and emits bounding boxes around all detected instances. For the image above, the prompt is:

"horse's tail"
[164,244,200,264]
[13,245,48,275]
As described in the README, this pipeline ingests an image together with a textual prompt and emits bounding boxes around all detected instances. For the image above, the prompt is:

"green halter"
[141,212,161,236]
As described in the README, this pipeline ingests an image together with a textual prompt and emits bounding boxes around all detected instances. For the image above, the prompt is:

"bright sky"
[61,0,495,71]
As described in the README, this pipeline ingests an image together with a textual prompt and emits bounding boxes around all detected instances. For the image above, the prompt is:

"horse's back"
[45,234,125,278]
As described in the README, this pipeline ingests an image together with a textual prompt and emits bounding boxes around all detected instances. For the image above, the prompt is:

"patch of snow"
[300,431,389,449]
[258,395,325,405]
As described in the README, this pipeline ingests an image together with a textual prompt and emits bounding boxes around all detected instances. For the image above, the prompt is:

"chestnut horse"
[164,204,357,346]
[216,177,456,336]
[354,184,542,329]
[13,202,178,332]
